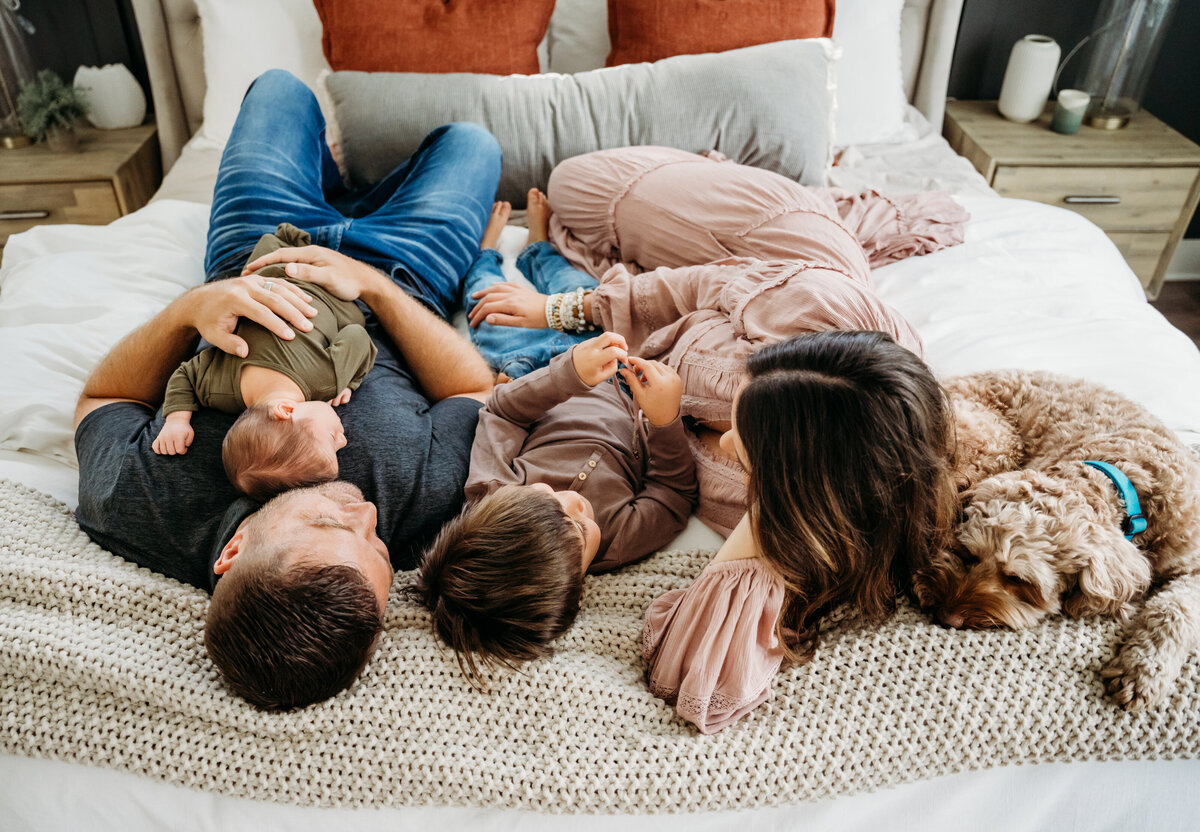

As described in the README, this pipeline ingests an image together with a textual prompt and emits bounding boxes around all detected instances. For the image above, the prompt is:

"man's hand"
[193,275,317,358]
[242,245,385,302]
[620,356,683,426]
[152,412,195,455]
[328,388,352,406]
[572,332,629,387]
[468,282,549,328]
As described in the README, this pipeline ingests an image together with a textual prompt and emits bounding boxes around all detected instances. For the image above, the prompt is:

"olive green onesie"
[162,223,377,415]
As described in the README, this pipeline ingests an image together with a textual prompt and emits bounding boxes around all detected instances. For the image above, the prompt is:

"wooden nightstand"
[0,123,161,257]
[944,100,1200,299]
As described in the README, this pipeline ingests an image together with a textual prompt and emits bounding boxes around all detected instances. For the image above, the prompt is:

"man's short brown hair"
[222,404,338,502]
[414,485,585,687]
[205,527,383,711]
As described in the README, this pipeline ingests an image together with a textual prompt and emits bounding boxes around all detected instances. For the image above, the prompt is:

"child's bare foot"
[526,188,551,243]
[481,201,511,250]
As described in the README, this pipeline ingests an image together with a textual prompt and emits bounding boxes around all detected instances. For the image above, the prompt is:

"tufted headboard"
[131,0,964,174]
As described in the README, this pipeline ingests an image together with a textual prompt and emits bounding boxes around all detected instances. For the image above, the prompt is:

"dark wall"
[19,0,149,111]
[949,0,1200,238]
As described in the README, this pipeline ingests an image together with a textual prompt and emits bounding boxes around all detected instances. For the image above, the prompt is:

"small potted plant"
[17,69,89,152]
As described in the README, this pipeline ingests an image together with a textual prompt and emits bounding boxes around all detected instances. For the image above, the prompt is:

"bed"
[3,0,1200,829]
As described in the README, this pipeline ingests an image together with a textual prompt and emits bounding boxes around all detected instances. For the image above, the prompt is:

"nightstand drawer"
[0,181,121,245]
[1106,232,1170,288]
[991,166,1195,233]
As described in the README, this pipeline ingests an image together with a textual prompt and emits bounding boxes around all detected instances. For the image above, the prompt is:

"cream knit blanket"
[1,478,1198,813]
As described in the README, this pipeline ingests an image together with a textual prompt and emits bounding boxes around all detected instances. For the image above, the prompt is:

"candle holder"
[1076,0,1178,130]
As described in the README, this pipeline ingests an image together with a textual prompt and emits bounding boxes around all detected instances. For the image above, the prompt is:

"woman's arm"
[711,513,761,563]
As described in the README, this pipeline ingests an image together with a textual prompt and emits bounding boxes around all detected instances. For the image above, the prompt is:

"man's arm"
[74,276,317,428]
[242,246,494,403]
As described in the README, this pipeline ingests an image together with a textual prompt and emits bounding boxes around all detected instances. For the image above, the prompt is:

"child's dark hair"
[738,331,957,663]
[222,404,338,502]
[414,485,585,687]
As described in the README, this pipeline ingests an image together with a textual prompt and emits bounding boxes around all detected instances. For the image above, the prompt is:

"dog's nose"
[941,611,965,628]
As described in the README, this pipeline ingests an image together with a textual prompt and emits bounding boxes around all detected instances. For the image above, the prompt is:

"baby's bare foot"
[481,201,511,250]
[526,188,552,243]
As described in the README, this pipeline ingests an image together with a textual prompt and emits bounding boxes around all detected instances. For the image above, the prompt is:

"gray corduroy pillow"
[323,39,834,207]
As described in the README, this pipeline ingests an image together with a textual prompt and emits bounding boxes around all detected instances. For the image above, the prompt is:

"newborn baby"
[153,223,376,501]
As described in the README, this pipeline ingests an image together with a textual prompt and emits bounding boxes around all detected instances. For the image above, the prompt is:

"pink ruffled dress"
[643,558,785,734]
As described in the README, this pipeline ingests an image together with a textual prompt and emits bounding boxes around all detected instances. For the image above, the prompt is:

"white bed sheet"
[3,124,1200,829]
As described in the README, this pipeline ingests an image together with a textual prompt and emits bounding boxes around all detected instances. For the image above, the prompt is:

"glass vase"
[1075,0,1179,129]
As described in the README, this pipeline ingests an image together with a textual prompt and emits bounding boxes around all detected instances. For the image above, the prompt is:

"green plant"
[16,69,89,143]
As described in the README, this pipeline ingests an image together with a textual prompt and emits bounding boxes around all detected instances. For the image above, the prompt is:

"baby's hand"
[572,332,629,387]
[328,388,352,407]
[620,356,682,426]
[152,412,195,455]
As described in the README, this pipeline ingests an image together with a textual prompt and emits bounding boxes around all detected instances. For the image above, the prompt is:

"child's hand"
[152,412,195,455]
[620,356,683,426]
[572,332,629,387]
[328,388,352,406]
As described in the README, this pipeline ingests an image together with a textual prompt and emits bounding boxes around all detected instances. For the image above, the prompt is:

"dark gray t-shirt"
[75,329,482,592]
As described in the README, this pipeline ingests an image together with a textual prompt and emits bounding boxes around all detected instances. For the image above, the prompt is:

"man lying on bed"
[72,70,499,711]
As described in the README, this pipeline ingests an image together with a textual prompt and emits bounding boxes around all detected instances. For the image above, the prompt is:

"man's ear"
[214,531,244,575]
[271,400,295,421]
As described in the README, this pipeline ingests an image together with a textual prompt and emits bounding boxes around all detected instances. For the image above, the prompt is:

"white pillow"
[546,0,611,73]
[831,0,909,146]
[195,0,330,144]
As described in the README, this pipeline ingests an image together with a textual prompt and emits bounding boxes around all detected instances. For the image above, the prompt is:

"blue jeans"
[204,69,501,321]
[462,241,599,378]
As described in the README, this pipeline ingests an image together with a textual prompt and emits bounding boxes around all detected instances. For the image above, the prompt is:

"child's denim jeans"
[462,241,599,378]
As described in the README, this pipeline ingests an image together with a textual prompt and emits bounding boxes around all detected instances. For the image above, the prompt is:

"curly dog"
[913,370,1200,710]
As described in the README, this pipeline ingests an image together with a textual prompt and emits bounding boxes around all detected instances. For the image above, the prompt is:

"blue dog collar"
[1084,460,1148,540]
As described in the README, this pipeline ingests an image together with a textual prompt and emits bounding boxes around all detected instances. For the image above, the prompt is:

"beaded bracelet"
[545,293,564,331]
[546,289,598,333]
[561,290,580,331]
[563,287,596,334]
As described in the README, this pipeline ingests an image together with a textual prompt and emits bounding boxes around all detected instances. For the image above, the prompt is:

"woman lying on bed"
[459,145,966,731]
[467,145,966,532]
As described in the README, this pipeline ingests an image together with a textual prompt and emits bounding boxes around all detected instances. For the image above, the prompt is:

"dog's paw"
[1099,647,1171,711]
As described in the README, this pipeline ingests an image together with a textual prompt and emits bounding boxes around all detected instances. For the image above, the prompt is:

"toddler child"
[416,331,698,684]
[153,223,377,501]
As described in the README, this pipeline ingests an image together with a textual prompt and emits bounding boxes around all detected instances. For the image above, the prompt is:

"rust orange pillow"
[606,0,835,66]
[313,0,556,75]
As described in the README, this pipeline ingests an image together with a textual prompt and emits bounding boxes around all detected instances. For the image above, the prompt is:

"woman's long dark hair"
[738,331,956,662]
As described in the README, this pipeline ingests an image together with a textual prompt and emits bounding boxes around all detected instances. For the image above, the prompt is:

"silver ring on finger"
[263,280,274,293]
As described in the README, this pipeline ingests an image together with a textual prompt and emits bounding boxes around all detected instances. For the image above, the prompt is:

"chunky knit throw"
[1,478,1197,812]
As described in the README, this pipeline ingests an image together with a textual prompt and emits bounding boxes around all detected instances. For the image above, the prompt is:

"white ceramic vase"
[997,35,1061,123]
[73,63,146,130]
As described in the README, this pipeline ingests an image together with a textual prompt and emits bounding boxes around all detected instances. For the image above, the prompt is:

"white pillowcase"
[195,0,330,144]
[831,0,909,146]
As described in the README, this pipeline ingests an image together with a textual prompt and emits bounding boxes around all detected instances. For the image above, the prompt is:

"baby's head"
[222,401,347,502]
[414,484,600,686]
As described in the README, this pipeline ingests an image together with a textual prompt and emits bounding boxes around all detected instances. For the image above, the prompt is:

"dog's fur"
[912,370,1200,710]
